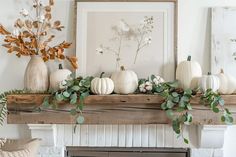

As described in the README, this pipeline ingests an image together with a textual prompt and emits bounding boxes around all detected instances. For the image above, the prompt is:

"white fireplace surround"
[28,124,227,157]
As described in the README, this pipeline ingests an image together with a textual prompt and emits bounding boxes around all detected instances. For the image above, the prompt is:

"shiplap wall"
[55,124,196,148]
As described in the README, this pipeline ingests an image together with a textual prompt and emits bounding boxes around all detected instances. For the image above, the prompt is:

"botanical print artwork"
[211,7,236,78]
[96,16,154,68]
[77,2,175,80]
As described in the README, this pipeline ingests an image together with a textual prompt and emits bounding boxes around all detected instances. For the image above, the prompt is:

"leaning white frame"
[75,1,176,80]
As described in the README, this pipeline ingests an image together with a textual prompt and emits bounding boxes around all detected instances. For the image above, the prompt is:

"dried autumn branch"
[0,0,78,69]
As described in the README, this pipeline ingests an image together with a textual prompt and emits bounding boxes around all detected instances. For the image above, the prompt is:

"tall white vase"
[24,56,49,92]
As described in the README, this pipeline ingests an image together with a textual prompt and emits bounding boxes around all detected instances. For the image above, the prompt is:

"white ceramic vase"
[24,56,49,92]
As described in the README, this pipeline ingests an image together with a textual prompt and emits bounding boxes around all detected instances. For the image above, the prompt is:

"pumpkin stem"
[220,69,224,74]
[208,72,211,75]
[120,66,125,71]
[187,56,191,61]
[100,72,105,78]
[59,64,63,70]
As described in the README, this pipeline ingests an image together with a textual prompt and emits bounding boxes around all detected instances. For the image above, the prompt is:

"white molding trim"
[28,124,57,147]
[198,125,228,148]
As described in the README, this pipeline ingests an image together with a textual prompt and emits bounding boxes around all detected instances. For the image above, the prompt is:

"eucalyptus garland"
[42,73,93,124]
[0,74,234,144]
[138,75,233,143]
[0,90,27,125]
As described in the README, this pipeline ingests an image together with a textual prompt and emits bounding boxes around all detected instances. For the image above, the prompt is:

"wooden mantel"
[6,94,236,125]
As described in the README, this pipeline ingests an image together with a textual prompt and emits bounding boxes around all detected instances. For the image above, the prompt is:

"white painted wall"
[0,0,236,156]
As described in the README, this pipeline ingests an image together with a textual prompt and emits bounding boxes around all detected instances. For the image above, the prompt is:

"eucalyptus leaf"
[76,115,85,124]
[55,93,64,101]
[184,138,189,144]
[70,109,77,116]
[63,91,70,98]
[166,110,174,119]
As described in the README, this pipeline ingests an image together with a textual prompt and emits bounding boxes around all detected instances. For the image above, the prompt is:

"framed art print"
[212,7,236,78]
[75,0,177,81]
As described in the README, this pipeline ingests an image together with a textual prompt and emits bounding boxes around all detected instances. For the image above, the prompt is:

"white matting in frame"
[76,2,175,81]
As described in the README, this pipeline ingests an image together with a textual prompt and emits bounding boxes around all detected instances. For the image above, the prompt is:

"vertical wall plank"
[64,125,73,146]
[80,125,89,146]
[156,124,164,147]
[125,125,133,147]
[111,125,118,146]
[56,125,65,147]
[88,125,97,146]
[133,125,141,147]
[141,125,149,147]
[118,125,126,147]
[97,125,105,146]
[72,125,80,146]
[105,125,112,147]
[164,124,174,147]
[148,124,157,147]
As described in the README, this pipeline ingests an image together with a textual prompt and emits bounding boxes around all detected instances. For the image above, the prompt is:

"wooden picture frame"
[74,0,178,81]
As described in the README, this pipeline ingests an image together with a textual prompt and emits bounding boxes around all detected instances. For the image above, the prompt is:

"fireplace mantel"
[6,94,236,125]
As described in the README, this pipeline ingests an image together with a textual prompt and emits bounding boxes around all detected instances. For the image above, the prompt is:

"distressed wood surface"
[6,94,236,124]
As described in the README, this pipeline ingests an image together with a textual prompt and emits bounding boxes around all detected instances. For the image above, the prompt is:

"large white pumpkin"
[50,64,72,90]
[176,56,202,89]
[111,66,138,94]
[217,69,236,94]
[198,72,220,92]
[91,72,114,95]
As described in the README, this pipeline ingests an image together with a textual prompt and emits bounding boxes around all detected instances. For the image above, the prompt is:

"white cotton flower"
[145,81,153,91]
[38,15,45,23]
[139,83,146,93]
[12,29,20,37]
[20,9,29,17]
[144,37,152,45]
[152,76,165,85]
[96,47,103,54]
[119,20,130,32]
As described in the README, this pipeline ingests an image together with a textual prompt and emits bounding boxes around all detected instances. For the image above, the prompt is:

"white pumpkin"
[111,66,138,94]
[217,69,236,94]
[149,75,165,85]
[176,56,202,89]
[198,72,220,92]
[50,64,72,90]
[91,72,114,95]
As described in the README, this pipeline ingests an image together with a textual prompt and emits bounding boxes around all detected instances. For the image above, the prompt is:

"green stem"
[100,72,105,78]
[187,56,191,61]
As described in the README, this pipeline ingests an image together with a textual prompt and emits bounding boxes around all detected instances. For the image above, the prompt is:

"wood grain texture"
[6,94,236,125]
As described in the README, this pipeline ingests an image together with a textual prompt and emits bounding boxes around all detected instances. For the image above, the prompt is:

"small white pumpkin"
[198,72,220,92]
[217,69,236,94]
[50,64,72,90]
[111,66,138,94]
[176,56,202,89]
[91,72,114,95]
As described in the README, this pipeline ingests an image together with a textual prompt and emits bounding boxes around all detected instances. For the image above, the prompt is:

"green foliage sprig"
[138,75,233,144]
[0,90,27,125]
[42,74,93,124]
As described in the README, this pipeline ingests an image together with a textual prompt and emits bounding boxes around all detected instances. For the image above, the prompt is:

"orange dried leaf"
[15,19,24,28]
[49,0,54,6]
[54,21,60,27]
[2,44,11,48]
[45,6,51,12]
[45,13,52,20]
[0,24,11,35]
[23,31,31,38]
[25,20,32,29]
[67,56,78,69]
[33,21,39,28]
